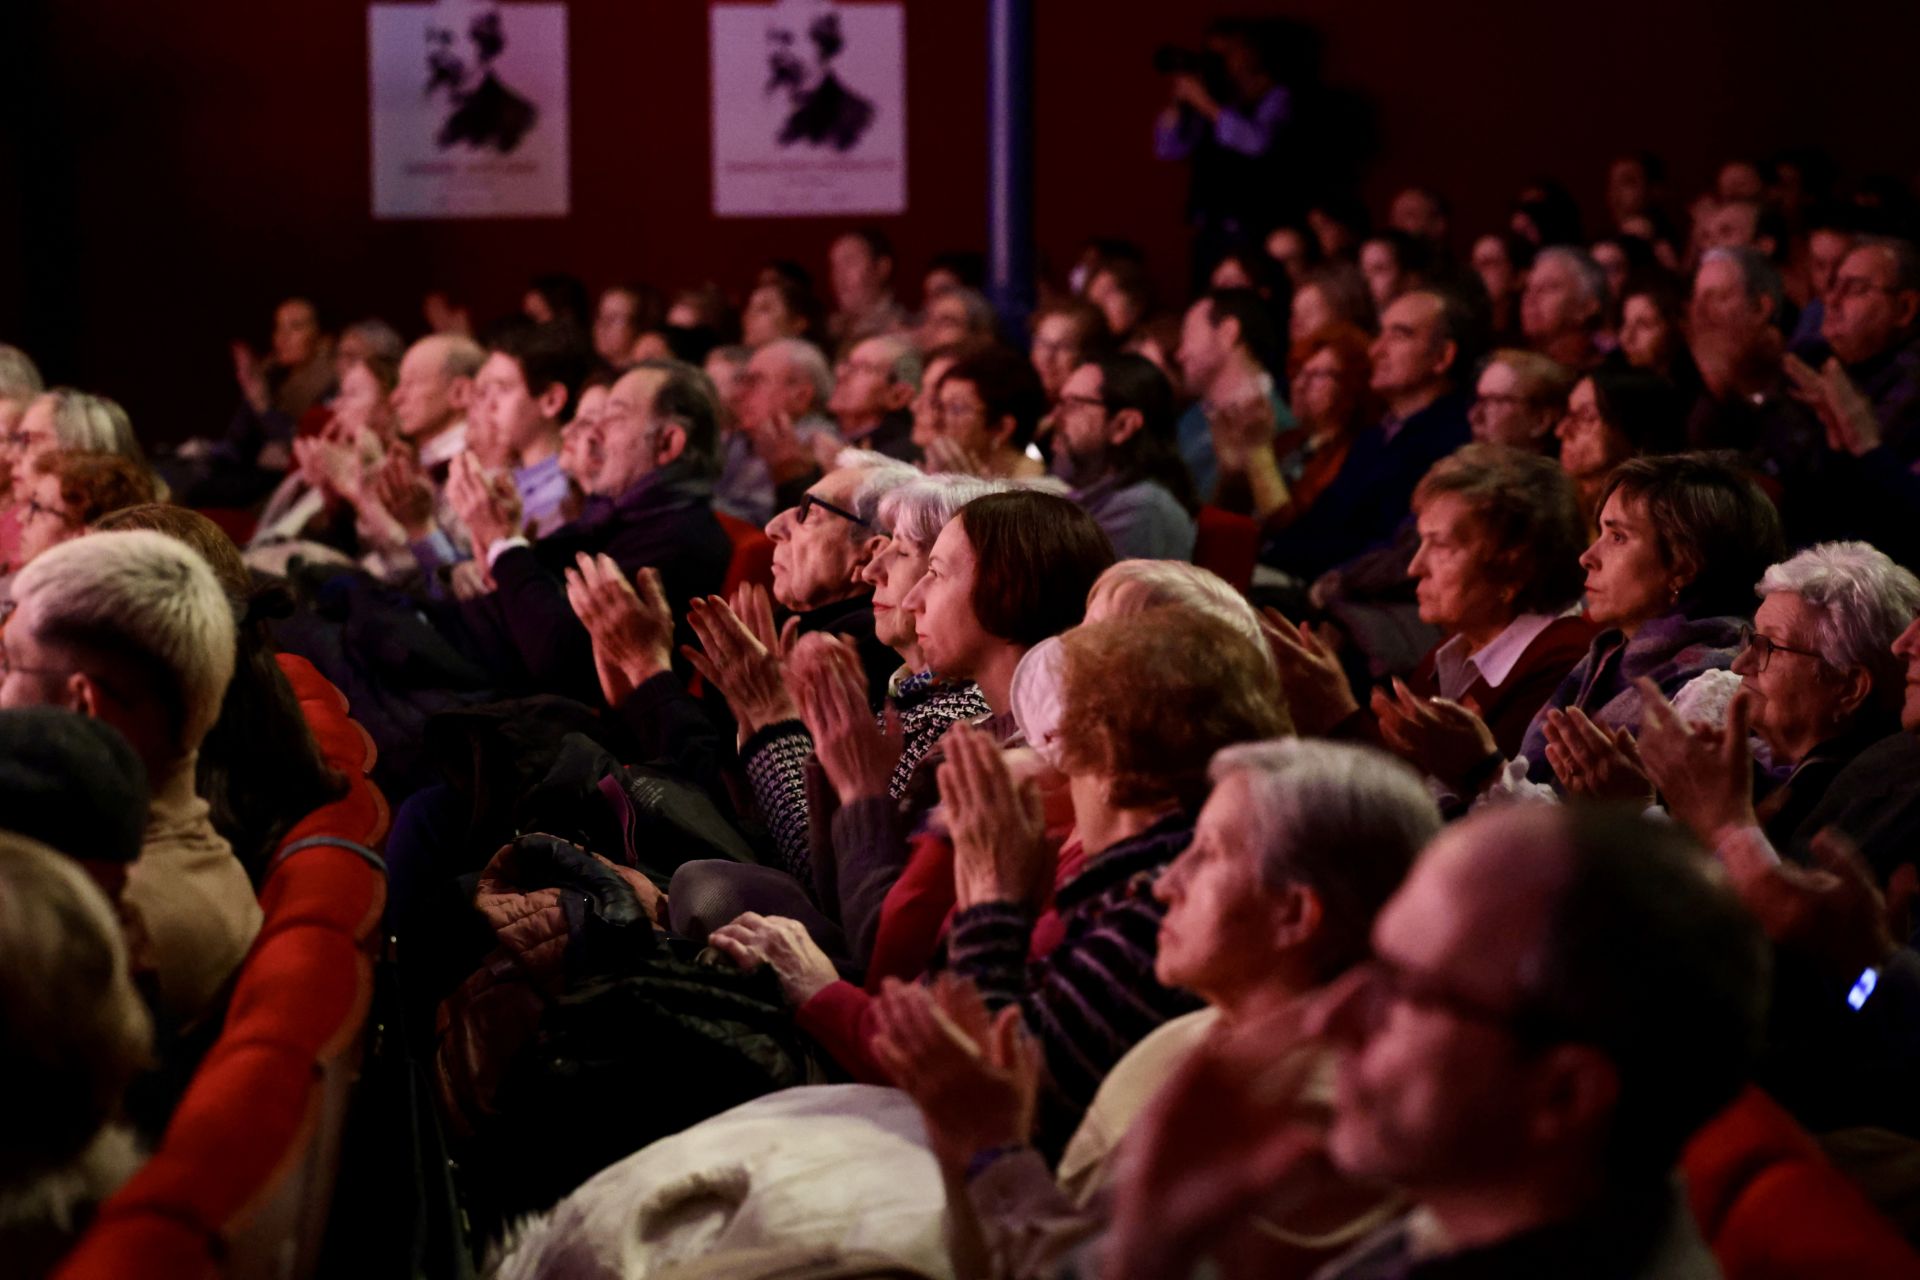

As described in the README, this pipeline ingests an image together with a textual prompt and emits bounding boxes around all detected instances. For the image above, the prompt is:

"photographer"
[1154,19,1293,288]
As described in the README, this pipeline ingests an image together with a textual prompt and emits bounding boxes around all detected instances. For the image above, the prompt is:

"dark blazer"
[1403,614,1598,760]
[453,463,732,703]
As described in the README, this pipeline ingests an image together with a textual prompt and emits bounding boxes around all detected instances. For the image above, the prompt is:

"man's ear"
[449,377,475,411]
[851,532,889,581]
[1431,339,1458,381]
[537,381,570,422]
[883,380,916,412]
[986,413,1019,450]
[1524,1044,1621,1154]
[653,422,690,467]
[1896,290,1920,332]
[1107,407,1146,447]
[66,671,99,719]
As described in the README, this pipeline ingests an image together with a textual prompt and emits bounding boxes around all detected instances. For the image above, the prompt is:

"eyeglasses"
[796,491,871,529]
[935,398,984,421]
[1349,955,1569,1045]
[1737,624,1826,673]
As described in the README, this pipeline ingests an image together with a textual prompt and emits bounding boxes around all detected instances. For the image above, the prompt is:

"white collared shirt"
[1429,611,1563,701]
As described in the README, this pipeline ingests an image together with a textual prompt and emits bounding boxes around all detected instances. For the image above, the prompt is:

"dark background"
[4,0,1918,443]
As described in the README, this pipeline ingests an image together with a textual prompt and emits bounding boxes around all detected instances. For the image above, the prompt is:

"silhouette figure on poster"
[425,7,537,154]
[766,8,873,153]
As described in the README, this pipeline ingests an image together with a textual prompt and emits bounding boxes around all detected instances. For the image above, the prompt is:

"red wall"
[6,0,1920,443]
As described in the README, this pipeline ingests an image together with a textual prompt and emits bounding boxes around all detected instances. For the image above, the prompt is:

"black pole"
[986,0,1035,335]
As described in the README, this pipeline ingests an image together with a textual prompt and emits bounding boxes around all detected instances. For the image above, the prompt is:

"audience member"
[14,452,157,567]
[1289,262,1377,345]
[1466,348,1575,452]
[1174,287,1293,500]
[827,335,921,463]
[717,337,841,527]
[1520,246,1609,370]
[471,320,590,538]
[1213,322,1375,528]
[916,285,997,353]
[1556,367,1687,529]
[1468,233,1530,344]
[1050,353,1198,560]
[1358,229,1430,312]
[742,277,826,351]
[918,345,1048,479]
[1029,298,1108,406]
[2,531,246,1031]
[828,228,908,345]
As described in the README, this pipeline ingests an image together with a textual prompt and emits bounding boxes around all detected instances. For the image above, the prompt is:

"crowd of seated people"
[11,144,1920,1280]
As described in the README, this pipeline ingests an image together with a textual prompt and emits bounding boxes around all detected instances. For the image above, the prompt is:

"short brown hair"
[1413,444,1586,614]
[941,345,1049,449]
[1059,609,1291,811]
[1599,452,1786,619]
[35,451,157,526]
[958,490,1115,647]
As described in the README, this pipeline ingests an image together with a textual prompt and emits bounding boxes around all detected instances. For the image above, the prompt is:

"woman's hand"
[708,911,842,1007]
[564,553,674,706]
[939,720,1050,911]
[1259,608,1356,736]
[1635,677,1757,845]
[792,634,902,804]
[1370,678,1500,790]
[1541,705,1653,803]
[683,590,799,736]
[870,974,1039,1174]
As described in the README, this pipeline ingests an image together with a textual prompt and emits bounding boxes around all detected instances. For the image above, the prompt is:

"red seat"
[1192,504,1260,592]
[56,657,389,1280]
[718,509,776,598]
[1682,1086,1920,1278]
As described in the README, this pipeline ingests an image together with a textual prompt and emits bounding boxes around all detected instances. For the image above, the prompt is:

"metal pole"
[986,0,1034,336]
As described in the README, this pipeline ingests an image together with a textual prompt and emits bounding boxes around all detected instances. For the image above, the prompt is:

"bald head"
[393,334,484,441]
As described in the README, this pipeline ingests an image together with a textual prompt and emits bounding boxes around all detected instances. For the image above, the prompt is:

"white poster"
[710,1,907,218]
[369,0,571,219]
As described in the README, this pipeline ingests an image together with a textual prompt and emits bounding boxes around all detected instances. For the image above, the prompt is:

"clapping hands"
[563,553,675,705]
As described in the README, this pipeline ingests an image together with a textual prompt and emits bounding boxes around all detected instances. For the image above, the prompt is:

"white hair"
[0,344,43,404]
[34,388,140,460]
[763,338,835,409]
[876,475,1018,548]
[1534,246,1610,308]
[1208,739,1441,978]
[0,831,152,1186]
[1758,541,1920,684]
[13,531,238,754]
[844,456,922,527]
[1089,560,1262,647]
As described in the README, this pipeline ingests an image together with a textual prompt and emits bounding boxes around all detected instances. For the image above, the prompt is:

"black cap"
[0,707,148,864]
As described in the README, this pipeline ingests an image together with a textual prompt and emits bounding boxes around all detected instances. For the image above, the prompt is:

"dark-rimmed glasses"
[1737,624,1825,674]
[797,492,871,529]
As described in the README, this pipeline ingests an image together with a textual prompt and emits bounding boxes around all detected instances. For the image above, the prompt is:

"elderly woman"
[660,488,1115,960]
[1467,349,1575,453]
[1555,367,1687,530]
[874,739,1439,1280]
[715,608,1290,1162]
[0,834,154,1279]
[1288,263,1377,346]
[14,452,158,567]
[1378,452,1784,798]
[1212,323,1377,529]
[1638,542,1920,854]
[5,388,146,501]
[1271,446,1594,765]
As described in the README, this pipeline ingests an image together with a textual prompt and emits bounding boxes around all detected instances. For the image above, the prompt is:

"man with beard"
[1052,354,1198,561]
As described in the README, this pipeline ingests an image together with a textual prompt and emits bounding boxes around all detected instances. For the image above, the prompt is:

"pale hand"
[1541,705,1653,803]
[792,633,904,804]
[1371,678,1500,790]
[682,590,799,736]
[563,553,675,705]
[1259,608,1356,736]
[708,911,842,1007]
[1635,676,1757,846]
[939,720,1050,911]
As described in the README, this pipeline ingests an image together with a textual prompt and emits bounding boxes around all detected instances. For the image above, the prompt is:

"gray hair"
[868,334,923,390]
[1854,236,1920,296]
[0,831,153,1182]
[1535,246,1610,308]
[14,531,238,756]
[1701,246,1787,324]
[928,285,997,339]
[847,457,922,529]
[876,475,1018,548]
[1758,541,1920,694]
[0,344,43,404]
[1208,739,1442,982]
[440,334,486,380]
[35,388,141,462]
[1089,560,1263,648]
[342,317,406,365]
[763,338,835,409]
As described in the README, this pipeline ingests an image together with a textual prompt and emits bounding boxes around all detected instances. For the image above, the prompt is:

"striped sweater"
[945,812,1202,1164]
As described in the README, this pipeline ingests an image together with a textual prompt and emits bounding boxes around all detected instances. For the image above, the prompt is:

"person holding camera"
[1154,19,1293,289]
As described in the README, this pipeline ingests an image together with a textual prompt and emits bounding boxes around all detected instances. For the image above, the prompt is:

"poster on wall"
[369,0,571,218]
[710,0,907,217]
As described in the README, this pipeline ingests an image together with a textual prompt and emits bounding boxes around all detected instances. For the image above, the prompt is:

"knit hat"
[0,708,148,864]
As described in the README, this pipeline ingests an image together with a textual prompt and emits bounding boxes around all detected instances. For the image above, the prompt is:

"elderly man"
[827,335,921,463]
[445,358,731,703]
[717,338,841,528]
[1789,237,1920,452]
[1520,246,1608,370]
[1,530,250,1031]
[1051,354,1198,560]
[1306,803,1766,1276]
[1260,288,1476,581]
[828,228,909,346]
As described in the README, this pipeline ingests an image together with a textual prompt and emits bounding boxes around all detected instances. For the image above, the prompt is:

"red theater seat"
[1192,504,1260,592]
[1682,1086,1920,1279]
[55,657,389,1280]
